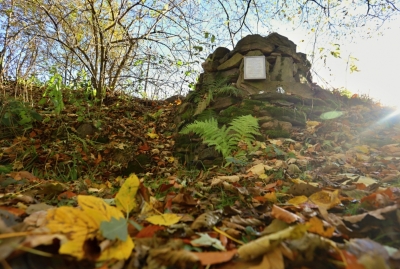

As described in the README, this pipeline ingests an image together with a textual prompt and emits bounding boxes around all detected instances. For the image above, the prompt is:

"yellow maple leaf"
[306,217,335,238]
[46,206,97,260]
[46,195,134,261]
[79,195,124,224]
[98,237,134,261]
[146,213,182,226]
[115,173,140,214]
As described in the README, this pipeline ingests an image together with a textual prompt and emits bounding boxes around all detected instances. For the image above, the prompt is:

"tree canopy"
[0,0,398,99]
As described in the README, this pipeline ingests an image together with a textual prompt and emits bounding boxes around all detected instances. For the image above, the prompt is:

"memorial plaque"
[244,56,266,80]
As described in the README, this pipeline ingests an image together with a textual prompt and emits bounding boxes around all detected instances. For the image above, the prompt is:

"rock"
[257,116,273,124]
[261,121,275,129]
[261,120,292,132]
[233,34,275,54]
[77,123,95,138]
[212,47,230,60]
[265,32,297,53]
[219,68,240,83]
[201,58,219,72]
[210,96,237,111]
[217,53,243,71]
[269,56,296,82]
[198,147,220,160]
[279,121,292,132]
[201,47,231,72]
[275,46,302,63]
[246,50,264,56]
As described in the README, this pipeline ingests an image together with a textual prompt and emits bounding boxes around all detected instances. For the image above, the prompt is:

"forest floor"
[1,85,400,269]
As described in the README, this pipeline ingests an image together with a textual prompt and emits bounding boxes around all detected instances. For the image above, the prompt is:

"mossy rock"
[260,106,306,126]
[218,106,253,125]
[264,129,290,138]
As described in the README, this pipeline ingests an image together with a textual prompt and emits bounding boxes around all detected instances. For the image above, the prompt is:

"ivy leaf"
[100,217,128,242]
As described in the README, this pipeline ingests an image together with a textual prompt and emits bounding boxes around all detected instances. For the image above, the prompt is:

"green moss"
[241,99,266,110]
[181,105,194,120]
[260,106,306,126]
[218,106,253,125]
[264,129,290,138]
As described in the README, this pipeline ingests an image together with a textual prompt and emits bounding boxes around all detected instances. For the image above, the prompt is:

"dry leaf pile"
[1,90,400,269]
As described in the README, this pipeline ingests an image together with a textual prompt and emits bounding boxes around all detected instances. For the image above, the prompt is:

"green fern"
[179,115,260,161]
[193,76,241,116]
[195,109,217,121]
[216,84,242,97]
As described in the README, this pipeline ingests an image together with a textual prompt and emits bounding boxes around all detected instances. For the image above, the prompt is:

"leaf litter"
[1,93,400,268]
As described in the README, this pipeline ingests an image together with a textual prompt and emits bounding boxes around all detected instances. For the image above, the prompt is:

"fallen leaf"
[271,205,302,223]
[309,190,341,210]
[191,211,220,230]
[306,217,335,238]
[46,195,134,261]
[115,173,140,214]
[191,233,226,250]
[248,247,284,269]
[146,213,181,226]
[193,249,237,266]
[149,248,199,268]
[135,225,165,238]
[287,195,308,205]
[238,224,307,260]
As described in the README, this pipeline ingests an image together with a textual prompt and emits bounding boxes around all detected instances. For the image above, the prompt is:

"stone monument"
[197,32,314,97]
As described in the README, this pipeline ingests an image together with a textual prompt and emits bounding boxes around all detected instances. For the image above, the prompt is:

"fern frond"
[179,115,261,161]
[195,109,218,122]
[227,115,260,145]
[216,84,242,97]
[179,118,234,158]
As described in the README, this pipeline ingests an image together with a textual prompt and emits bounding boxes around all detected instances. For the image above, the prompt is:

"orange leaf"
[139,143,150,151]
[193,250,237,266]
[0,206,26,217]
[135,225,165,238]
[57,191,77,200]
[306,217,335,238]
[331,250,366,269]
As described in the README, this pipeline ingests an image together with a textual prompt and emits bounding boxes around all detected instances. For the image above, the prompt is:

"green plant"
[193,76,241,116]
[215,188,237,209]
[0,100,42,130]
[180,115,260,164]
[343,202,362,215]
[39,68,65,114]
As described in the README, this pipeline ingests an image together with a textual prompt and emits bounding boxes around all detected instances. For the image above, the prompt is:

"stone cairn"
[196,32,315,98]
